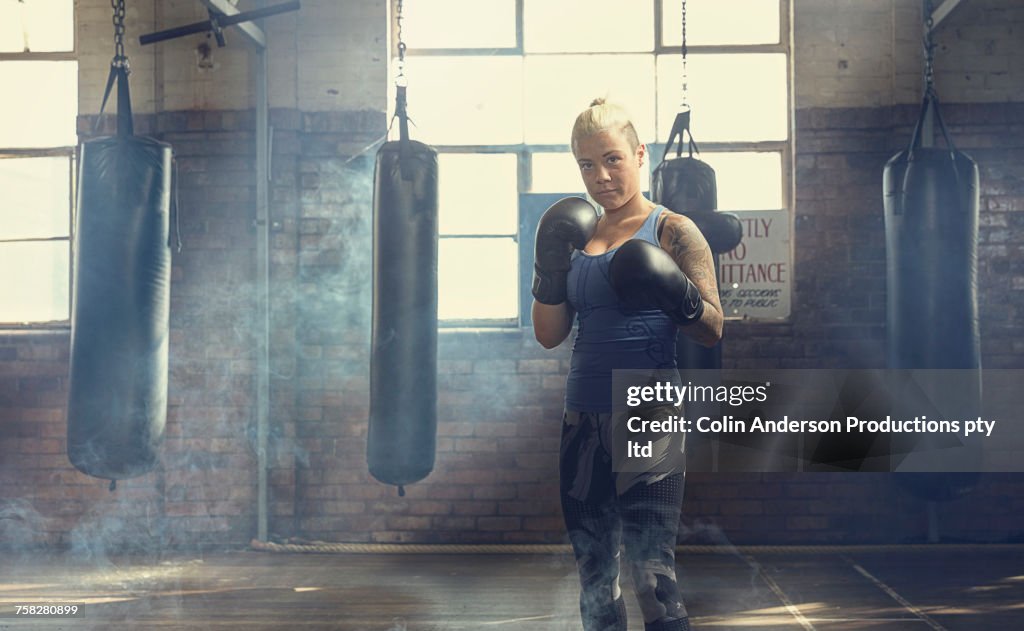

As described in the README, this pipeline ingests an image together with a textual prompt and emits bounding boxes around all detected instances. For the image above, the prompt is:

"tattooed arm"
[658,213,724,347]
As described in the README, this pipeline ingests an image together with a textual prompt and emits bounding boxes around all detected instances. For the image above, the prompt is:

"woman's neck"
[601,193,656,227]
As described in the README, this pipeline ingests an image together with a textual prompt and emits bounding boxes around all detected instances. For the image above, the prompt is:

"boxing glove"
[532,197,599,305]
[609,239,704,325]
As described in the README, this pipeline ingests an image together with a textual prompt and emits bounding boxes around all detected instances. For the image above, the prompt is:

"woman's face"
[574,129,646,212]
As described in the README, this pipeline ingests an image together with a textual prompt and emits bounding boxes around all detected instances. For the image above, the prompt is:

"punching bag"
[67,64,173,482]
[652,111,742,370]
[367,86,439,492]
[884,95,980,370]
[884,91,980,500]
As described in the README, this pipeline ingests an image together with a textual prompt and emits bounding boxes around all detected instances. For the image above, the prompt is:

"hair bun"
[572,97,641,154]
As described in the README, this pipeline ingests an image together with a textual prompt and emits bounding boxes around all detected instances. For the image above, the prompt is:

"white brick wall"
[795,0,1024,109]
[931,0,1024,102]
[77,0,156,114]
[295,0,387,112]
[794,0,907,109]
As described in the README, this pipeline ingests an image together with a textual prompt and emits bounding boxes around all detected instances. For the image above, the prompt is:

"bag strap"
[907,89,956,157]
[93,63,134,137]
[169,157,183,252]
[661,110,701,163]
[390,85,418,182]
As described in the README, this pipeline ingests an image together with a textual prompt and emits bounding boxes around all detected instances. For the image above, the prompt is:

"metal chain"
[681,0,688,109]
[111,0,129,70]
[395,0,407,87]
[923,0,935,96]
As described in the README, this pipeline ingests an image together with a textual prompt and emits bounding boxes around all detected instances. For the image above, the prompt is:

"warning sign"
[717,209,790,319]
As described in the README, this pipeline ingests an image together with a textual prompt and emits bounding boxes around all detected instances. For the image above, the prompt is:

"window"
[0,0,77,326]
[437,153,519,321]
[391,0,792,325]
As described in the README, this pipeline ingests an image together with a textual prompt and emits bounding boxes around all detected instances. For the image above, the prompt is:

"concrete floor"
[0,548,1022,630]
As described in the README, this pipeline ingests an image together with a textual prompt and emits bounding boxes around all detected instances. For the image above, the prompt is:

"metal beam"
[140,1,298,48]
[199,0,266,48]
[254,42,270,543]
[931,0,965,29]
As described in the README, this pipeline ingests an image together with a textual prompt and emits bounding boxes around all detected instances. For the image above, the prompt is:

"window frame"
[0,7,78,330]
[391,0,794,327]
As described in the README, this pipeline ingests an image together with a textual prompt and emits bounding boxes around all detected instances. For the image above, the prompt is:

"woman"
[531,99,723,631]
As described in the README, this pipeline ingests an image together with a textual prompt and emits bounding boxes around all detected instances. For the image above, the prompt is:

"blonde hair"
[571,98,641,156]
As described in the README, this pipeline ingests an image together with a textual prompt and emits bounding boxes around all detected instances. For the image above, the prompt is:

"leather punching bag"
[884,96,980,371]
[884,92,981,500]
[651,111,742,370]
[67,64,173,483]
[367,87,439,492]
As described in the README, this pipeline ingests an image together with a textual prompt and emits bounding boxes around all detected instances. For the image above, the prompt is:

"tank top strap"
[637,205,667,246]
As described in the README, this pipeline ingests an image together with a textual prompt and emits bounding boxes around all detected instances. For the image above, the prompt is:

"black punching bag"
[367,87,439,492]
[884,95,980,370]
[884,92,980,501]
[652,111,741,370]
[68,64,173,482]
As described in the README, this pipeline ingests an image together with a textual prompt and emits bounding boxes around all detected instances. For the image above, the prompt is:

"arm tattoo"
[667,222,711,286]
[664,218,723,346]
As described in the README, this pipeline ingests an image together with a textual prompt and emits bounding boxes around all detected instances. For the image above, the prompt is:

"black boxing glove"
[609,239,704,325]
[532,197,599,305]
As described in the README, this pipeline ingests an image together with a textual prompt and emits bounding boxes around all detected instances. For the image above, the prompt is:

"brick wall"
[1,0,1023,550]
[794,0,1024,108]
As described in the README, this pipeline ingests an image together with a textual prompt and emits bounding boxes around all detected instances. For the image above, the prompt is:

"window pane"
[0,61,78,147]
[524,55,655,145]
[402,0,516,49]
[531,153,586,194]
[657,54,787,143]
[525,0,654,53]
[439,154,518,235]
[439,238,517,320]
[0,241,69,323]
[0,157,71,239]
[0,0,74,52]
[395,56,522,145]
[700,152,783,210]
[662,0,780,46]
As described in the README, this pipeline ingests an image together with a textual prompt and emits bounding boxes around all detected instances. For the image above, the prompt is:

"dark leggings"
[560,414,689,631]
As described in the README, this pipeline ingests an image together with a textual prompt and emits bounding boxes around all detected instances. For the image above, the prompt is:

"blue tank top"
[565,207,679,412]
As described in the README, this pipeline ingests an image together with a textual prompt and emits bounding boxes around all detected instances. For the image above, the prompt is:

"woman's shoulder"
[655,208,698,231]
[657,209,697,227]
[656,211,704,251]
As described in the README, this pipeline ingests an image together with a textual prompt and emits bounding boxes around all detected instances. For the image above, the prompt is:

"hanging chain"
[680,0,689,109]
[395,0,407,87]
[923,0,935,97]
[111,0,129,71]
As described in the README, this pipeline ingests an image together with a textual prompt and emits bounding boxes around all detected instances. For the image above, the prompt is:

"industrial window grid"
[0,2,78,328]
[390,0,794,328]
